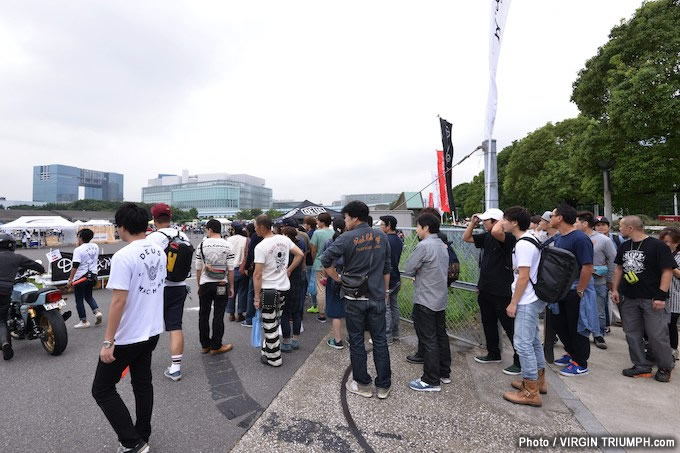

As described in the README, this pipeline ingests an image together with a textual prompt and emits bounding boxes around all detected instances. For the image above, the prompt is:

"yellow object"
[167,252,177,272]
[624,271,639,284]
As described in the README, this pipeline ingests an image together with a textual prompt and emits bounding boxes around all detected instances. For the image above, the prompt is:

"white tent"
[77,219,116,243]
[0,216,78,245]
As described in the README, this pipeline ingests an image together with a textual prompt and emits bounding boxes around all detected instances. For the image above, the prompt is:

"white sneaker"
[376,387,391,399]
[74,321,90,329]
[94,312,103,326]
[673,349,679,361]
[345,379,373,398]
[300,322,304,333]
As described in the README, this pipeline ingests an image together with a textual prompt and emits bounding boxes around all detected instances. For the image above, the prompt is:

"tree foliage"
[455,1,679,217]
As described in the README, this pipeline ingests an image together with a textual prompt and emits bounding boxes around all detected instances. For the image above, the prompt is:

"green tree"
[265,209,284,219]
[571,0,680,215]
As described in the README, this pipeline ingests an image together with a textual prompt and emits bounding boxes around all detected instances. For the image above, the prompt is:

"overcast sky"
[0,1,643,204]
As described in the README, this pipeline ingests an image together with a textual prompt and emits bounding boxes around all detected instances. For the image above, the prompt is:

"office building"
[340,193,400,207]
[142,170,272,217]
[33,165,124,203]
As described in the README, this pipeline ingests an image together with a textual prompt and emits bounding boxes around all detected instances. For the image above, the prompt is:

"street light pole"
[597,160,615,221]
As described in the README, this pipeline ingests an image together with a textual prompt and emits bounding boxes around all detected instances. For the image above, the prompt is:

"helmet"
[0,233,16,251]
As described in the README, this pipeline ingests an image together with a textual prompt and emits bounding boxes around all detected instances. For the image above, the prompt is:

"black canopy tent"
[276,200,341,222]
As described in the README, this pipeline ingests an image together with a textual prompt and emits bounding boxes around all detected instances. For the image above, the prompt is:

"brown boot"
[511,369,547,394]
[209,344,234,355]
[504,379,542,407]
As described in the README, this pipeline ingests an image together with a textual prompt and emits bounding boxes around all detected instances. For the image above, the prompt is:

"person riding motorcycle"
[0,233,45,361]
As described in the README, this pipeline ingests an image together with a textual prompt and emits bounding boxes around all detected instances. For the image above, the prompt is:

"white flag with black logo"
[484,0,512,142]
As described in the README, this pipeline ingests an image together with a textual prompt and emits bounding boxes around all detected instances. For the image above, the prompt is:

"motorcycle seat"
[21,288,57,305]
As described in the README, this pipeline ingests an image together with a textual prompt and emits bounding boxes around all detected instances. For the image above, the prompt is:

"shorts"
[164,285,188,331]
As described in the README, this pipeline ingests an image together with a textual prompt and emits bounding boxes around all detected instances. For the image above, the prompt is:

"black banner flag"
[50,252,113,282]
[439,118,455,214]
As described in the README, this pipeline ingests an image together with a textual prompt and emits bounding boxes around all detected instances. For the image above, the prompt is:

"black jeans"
[477,290,519,365]
[669,312,679,350]
[551,290,590,368]
[73,280,99,321]
[413,304,451,385]
[345,298,391,389]
[0,294,10,347]
[91,335,159,448]
[198,282,228,349]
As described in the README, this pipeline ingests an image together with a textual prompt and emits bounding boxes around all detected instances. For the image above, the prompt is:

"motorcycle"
[9,264,71,356]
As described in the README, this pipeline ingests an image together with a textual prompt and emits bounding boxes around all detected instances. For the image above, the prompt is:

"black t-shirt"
[473,231,516,297]
[614,236,677,299]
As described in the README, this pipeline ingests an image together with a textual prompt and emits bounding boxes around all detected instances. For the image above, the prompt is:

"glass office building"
[141,172,272,217]
[33,165,124,203]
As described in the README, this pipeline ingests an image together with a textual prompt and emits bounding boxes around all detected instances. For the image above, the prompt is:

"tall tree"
[571,0,680,214]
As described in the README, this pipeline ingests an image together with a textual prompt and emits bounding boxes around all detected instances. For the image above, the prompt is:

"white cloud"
[0,0,643,204]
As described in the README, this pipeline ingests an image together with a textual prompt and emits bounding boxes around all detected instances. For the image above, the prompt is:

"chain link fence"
[396,227,484,346]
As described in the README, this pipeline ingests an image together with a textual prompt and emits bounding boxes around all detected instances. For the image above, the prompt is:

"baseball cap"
[478,208,504,221]
[231,222,244,235]
[151,203,172,219]
[281,217,299,228]
[379,215,398,230]
[541,211,552,222]
[594,216,610,225]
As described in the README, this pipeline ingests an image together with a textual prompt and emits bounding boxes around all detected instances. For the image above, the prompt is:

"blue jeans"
[594,284,608,336]
[344,298,391,389]
[74,280,99,321]
[245,276,256,323]
[227,269,248,314]
[513,300,546,381]
[306,267,317,306]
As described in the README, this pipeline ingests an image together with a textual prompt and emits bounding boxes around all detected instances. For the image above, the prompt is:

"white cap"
[541,211,552,222]
[478,208,504,221]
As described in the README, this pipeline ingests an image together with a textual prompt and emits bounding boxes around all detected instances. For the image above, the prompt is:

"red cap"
[151,203,172,219]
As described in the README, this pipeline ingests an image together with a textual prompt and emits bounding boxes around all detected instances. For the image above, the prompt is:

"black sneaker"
[2,343,13,361]
[594,336,607,350]
[654,368,672,383]
[406,354,424,364]
[117,441,150,453]
[317,316,327,323]
[474,354,502,364]
[621,366,653,378]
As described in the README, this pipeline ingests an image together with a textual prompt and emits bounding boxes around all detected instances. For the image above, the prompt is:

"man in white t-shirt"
[92,203,167,453]
[67,228,103,328]
[196,219,235,355]
[492,206,545,408]
[253,215,304,367]
[146,203,193,382]
[226,223,248,322]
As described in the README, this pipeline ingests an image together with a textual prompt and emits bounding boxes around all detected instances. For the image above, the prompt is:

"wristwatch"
[102,340,114,349]
[577,290,585,299]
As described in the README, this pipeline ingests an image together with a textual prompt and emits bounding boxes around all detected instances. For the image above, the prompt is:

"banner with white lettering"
[484,0,512,142]
[50,252,113,282]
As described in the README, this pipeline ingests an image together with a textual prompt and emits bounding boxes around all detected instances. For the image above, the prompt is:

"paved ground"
[6,242,680,452]
[2,240,329,452]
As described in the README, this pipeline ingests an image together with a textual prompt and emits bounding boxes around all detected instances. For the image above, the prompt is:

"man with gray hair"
[612,216,677,382]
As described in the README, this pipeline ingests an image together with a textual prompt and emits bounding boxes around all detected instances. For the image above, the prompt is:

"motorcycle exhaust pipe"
[62,311,72,322]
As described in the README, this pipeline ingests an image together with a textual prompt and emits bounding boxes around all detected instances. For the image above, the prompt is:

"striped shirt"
[668,250,680,314]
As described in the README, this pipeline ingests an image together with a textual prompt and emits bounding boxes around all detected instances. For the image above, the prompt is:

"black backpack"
[158,230,194,282]
[517,236,579,303]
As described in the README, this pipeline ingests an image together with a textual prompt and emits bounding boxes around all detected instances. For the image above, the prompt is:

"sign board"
[657,215,680,222]
[50,252,113,282]
[46,249,62,263]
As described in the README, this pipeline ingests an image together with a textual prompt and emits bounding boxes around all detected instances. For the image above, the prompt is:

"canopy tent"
[76,219,116,243]
[0,216,78,245]
[277,200,341,222]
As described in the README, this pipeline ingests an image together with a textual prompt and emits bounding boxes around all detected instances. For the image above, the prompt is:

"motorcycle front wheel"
[39,310,68,356]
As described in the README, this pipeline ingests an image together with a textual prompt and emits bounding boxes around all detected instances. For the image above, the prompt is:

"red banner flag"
[437,150,451,213]
[428,192,434,208]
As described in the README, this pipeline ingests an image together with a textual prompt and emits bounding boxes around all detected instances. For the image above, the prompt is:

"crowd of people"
[463,204,678,408]
[0,198,678,453]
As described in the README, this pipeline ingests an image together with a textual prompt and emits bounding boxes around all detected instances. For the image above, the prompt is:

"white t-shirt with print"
[254,235,296,291]
[147,227,191,287]
[105,239,167,345]
[72,242,99,280]
[227,234,247,268]
[196,237,235,285]
[512,231,541,306]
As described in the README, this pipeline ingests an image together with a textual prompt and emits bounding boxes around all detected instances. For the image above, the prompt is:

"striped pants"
[261,290,287,367]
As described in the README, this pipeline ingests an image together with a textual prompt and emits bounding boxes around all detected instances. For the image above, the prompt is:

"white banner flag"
[484,0,512,141]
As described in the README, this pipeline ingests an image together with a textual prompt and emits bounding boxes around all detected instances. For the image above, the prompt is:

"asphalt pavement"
[2,239,329,452]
